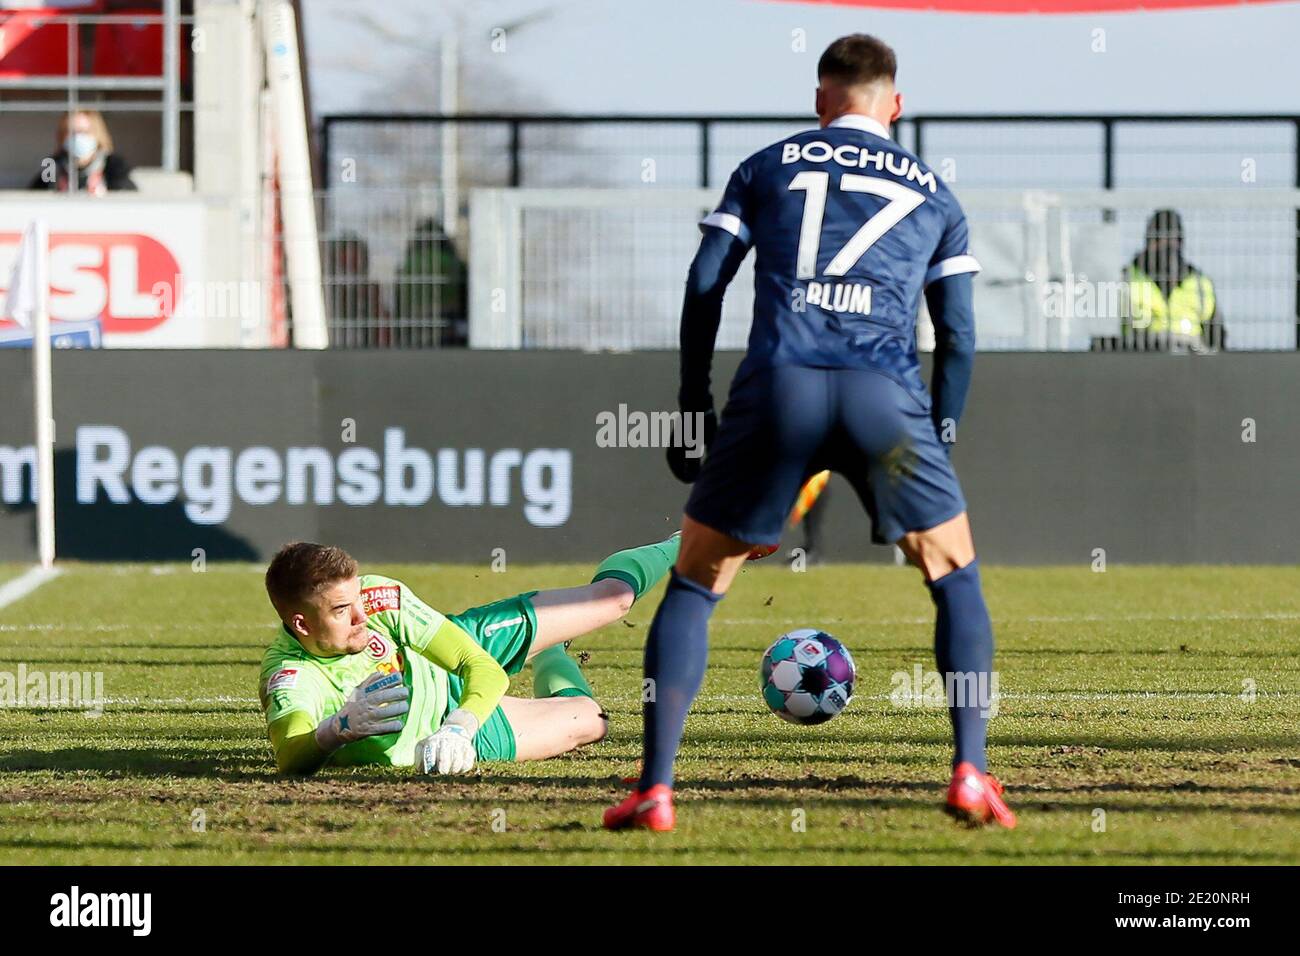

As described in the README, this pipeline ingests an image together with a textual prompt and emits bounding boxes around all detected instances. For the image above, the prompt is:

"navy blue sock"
[927,559,995,774]
[639,570,722,790]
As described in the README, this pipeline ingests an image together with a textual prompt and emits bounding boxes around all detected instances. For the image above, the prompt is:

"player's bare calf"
[498,694,608,761]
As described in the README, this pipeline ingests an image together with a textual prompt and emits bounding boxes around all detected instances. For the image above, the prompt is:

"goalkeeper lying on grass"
[258,534,678,776]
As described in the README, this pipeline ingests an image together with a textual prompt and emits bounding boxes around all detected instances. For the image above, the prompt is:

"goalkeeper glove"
[414,708,479,775]
[665,407,717,483]
[315,670,409,752]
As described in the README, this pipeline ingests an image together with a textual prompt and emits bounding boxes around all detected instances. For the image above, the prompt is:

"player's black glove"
[666,407,717,483]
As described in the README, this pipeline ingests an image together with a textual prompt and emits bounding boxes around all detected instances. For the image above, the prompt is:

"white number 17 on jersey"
[788,171,925,280]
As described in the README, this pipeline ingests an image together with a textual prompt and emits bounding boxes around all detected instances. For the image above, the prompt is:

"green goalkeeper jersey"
[259,574,462,768]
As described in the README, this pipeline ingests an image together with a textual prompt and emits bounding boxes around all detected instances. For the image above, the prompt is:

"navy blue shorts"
[685,366,966,547]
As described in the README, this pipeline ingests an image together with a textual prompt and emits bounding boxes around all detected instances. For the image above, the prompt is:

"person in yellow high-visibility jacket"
[1121,209,1225,350]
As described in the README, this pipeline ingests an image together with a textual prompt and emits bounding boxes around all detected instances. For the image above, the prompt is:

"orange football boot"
[945,762,1017,829]
[603,783,676,831]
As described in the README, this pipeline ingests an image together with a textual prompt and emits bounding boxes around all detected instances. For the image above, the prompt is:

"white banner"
[0,197,207,347]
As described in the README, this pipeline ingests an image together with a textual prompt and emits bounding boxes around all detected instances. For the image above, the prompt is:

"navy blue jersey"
[704,114,980,401]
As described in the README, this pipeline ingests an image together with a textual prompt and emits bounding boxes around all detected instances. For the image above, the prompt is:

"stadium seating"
[90,5,187,77]
[0,3,184,80]
[0,5,97,77]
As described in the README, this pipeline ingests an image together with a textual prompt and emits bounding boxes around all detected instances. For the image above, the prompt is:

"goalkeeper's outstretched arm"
[409,616,511,729]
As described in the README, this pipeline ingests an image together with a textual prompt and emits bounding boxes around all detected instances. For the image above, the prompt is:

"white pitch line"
[91,689,1295,709]
[0,565,62,613]
[101,695,257,706]
[721,612,1300,626]
[3,611,1299,635]
[664,691,1296,703]
[1018,611,1300,624]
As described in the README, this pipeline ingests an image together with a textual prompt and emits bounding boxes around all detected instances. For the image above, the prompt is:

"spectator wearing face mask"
[29,110,136,195]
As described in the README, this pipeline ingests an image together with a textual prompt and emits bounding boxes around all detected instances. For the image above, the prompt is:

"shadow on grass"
[2,748,1295,809]
[394,774,1300,814]
[994,647,1293,658]
[0,747,272,781]
[680,731,1300,754]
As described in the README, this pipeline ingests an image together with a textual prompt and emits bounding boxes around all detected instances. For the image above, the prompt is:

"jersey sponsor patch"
[365,631,393,661]
[267,667,299,691]
[364,671,403,693]
[362,584,400,616]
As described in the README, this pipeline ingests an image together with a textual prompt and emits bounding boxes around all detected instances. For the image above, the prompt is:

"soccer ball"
[760,628,856,725]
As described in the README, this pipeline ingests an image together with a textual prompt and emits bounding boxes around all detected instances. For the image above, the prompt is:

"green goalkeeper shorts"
[445,590,539,762]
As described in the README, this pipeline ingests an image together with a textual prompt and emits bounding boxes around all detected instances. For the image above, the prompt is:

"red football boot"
[603,783,676,831]
[945,762,1017,829]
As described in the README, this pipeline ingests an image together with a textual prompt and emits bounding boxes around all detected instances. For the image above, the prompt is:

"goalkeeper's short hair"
[265,541,358,618]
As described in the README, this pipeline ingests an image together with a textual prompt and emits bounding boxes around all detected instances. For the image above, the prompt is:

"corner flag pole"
[30,221,55,569]
[5,220,55,568]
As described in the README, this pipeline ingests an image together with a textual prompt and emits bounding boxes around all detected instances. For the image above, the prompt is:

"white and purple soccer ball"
[760,628,856,725]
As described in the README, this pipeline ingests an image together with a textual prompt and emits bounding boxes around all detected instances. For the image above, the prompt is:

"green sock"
[532,645,594,699]
[591,532,680,603]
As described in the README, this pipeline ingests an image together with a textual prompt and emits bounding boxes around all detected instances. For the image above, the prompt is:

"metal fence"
[321,113,1300,192]
[316,113,1300,350]
[464,187,1299,352]
[312,187,465,349]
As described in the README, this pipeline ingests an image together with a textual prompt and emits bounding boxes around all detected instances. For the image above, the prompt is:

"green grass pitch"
[0,561,1297,864]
